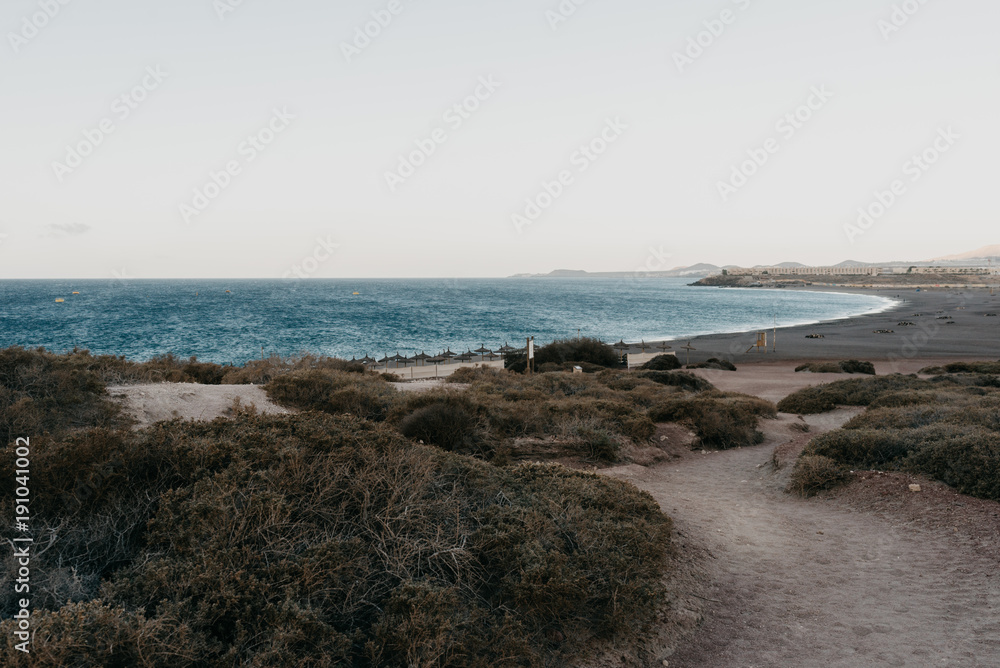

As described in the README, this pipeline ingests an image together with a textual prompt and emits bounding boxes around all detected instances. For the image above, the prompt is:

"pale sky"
[0,0,997,278]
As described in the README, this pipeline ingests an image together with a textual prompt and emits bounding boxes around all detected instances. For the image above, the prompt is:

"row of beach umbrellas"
[351,343,524,368]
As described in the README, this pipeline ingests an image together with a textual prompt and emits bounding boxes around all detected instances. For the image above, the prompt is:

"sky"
[0,0,997,279]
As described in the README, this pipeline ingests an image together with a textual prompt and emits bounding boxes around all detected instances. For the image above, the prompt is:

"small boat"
[55,298,65,303]
[72,291,80,295]
[353,292,360,295]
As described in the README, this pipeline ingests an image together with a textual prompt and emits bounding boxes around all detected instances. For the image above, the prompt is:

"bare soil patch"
[108,383,294,428]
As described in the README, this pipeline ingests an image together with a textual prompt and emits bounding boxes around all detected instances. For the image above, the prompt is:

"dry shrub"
[795,387,1000,501]
[399,401,481,452]
[788,455,850,497]
[686,358,737,371]
[636,370,714,392]
[641,354,681,371]
[264,368,399,421]
[0,347,127,445]
[0,412,674,667]
[776,374,938,414]
[919,360,1000,375]
[649,392,775,449]
[506,338,621,373]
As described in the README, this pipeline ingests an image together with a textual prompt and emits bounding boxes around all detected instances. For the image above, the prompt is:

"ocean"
[0,278,894,364]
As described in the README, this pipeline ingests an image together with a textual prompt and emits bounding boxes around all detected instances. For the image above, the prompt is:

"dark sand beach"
[655,286,1000,366]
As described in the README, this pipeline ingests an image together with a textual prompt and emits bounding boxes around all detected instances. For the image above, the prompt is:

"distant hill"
[931,245,1000,261]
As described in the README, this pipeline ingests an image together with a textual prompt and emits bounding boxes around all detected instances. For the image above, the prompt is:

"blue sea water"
[0,278,893,365]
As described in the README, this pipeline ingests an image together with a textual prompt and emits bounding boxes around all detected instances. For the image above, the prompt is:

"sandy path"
[109,383,294,428]
[607,412,1000,667]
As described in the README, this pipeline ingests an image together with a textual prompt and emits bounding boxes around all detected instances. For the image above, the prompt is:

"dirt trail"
[606,411,1000,667]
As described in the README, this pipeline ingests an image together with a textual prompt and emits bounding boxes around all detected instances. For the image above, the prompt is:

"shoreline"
[650,285,999,365]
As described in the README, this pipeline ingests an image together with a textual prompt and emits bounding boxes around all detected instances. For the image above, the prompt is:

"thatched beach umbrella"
[389,353,409,368]
[474,345,493,357]
[454,351,475,362]
[656,342,672,352]
[412,351,432,367]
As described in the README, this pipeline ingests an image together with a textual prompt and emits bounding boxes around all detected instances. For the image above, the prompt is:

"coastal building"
[724,265,993,277]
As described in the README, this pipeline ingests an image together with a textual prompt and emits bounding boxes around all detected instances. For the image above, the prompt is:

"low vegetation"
[776,374,938,414]
[505,338,622,373]
[919,360,1000,375]
[0,348,676,666]
[686,358,737,371]
[641,354,681,371]
[0,413,672,666]
[788,369,1000,502]
[649,391,776,449]
[794,360,876,375]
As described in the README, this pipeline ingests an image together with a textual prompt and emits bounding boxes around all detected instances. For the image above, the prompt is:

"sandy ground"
[604,373,1000,667]
[108,383,294,428]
